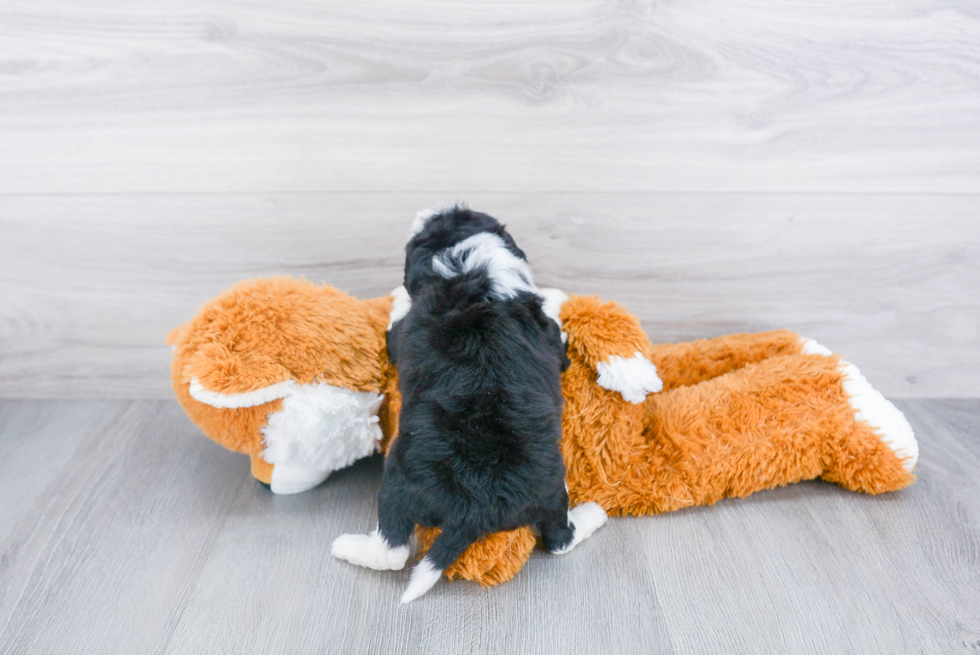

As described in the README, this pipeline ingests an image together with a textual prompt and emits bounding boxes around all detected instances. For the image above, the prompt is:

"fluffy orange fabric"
[169,279,915,587]
[414,301,913,580]
[167,277,392,456]
[414,527,536,586]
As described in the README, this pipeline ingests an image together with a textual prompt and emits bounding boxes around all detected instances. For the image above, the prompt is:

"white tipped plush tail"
[551,502,608,555]
[799,337,919,471]
[840,361,919,470]
[400,557,443,604]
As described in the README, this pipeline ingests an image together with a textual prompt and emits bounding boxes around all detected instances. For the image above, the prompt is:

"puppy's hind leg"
[541,502,608,556]
[401,528,478,604]
[331,497,414,571]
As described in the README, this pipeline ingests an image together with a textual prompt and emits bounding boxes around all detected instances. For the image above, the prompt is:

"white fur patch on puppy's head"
[411,202,462,237]
[431,232,536,301]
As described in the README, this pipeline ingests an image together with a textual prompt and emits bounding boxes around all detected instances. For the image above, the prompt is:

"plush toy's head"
[167,277,399,492]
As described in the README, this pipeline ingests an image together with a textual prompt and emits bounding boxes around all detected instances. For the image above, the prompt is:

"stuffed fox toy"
[168,271,918,585]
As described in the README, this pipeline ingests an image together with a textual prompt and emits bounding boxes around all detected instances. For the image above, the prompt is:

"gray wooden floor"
[0,398,977,654]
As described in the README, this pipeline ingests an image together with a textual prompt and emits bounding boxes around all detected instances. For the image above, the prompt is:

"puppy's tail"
[400,529,476,604]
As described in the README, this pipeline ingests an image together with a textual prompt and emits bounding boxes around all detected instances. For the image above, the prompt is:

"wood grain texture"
[0,0,979,194]
[1,193,977,398]
[0,399,977,654]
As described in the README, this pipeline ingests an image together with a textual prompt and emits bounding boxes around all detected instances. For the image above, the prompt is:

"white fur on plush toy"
[801,337,919,471]
[596,352,664,404]
[261,383,383,482]
[189,378,296,408]
[841,362,918,470]
[189,378,384,494]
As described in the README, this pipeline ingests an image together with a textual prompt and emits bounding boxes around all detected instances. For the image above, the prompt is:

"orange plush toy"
[168,275,918,586]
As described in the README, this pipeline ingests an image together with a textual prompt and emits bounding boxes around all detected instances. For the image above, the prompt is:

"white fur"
[411,202,458,236]
[431,232,536,301]
[331,528,410,571]
[840,361,919,471]
[261,383,384,481]
[388,285,412,330]
[190,378,384,494]
[270,462,332,495]
[551,502,608,555]
[536,287,568,342]
[800,337,834,356]
[400,557,443,604]
[798,337,918,471]
[189,378,296,409]
[596,352,664,404]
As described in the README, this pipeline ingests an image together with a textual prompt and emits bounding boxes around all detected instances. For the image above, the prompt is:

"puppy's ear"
[386,320,402,365]
[559,339,571,373]
[532,297,570,372]
[402,240,427,297]
[552,322,571,372]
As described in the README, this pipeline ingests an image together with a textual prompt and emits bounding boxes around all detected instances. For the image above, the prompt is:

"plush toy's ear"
[188,378,296,409]
[164,324,185,347]
[180,340,293,400]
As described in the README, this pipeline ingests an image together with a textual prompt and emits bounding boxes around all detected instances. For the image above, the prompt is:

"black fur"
[382,207,573,569]
[402,208,528,298]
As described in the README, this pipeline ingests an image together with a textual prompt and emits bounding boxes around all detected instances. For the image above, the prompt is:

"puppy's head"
[403,203,531,299]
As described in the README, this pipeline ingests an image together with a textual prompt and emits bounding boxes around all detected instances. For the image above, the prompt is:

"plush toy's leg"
[250,452,333,494]
[577,351,917,515]
[268,462,332,495]
[249,454,273,485]
[647,330,809,391]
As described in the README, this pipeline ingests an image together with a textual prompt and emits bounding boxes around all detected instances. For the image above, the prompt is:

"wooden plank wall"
[1,0,978,398]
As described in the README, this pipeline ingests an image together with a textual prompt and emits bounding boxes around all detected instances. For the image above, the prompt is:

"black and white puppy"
[331,204,607,603]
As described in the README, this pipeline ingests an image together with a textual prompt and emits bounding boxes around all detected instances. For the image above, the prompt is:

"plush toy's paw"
[596,352,663,404]
[551,502,608,555]
[331,529,409,570]
[269,462,332,495]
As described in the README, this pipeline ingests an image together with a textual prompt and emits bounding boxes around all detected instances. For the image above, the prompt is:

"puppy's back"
[389,208,568,470]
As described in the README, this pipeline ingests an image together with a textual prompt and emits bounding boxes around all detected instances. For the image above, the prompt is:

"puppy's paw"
[331,530,409,571]
[596,351,663,403]
[552,502,608,555]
